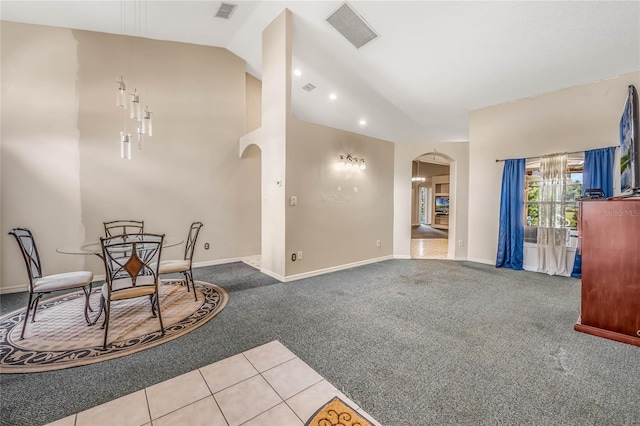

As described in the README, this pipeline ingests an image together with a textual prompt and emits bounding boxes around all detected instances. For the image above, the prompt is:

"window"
[524,154,584,244]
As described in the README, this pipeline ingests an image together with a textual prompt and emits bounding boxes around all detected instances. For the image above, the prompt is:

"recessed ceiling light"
[293,69,302,76]
[329,93,337,100]
[359,119,366,126]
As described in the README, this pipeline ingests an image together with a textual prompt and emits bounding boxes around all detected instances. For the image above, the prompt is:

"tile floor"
[46,340,381,426]
[410,238,448,259]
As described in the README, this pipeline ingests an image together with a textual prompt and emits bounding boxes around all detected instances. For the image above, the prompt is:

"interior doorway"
[411,153,451,259]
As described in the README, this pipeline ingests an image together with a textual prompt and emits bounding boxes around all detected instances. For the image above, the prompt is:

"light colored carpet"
[0,280,227,373]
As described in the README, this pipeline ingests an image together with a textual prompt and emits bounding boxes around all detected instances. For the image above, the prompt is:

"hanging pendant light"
[137,122,144,148]
[114,0,155,159]
[116,76,127,108]
[120,132,132,160]
[142,106,153,136]
[129,89,141,120]
[412,160,426,182]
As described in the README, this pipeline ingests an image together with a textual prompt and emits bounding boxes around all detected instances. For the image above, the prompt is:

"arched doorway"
[411,152,452,259]
[238,142,262,269]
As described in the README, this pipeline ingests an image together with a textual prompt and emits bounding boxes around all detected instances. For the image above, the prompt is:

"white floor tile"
[52,341,381,426]
[214,375,282,426]
[146,370,211,420]
[152,396,227,426]
[241,403,303,426]
[76,390,150,426]
[262,357,323,400]
[411,238,448,259]
[200,353,259,394]
[243,340,296,372]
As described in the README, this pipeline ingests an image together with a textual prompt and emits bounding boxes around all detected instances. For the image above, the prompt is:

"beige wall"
[258,10,291,280]
[468,71,640,265]
[1,21,261,292]
[245,73,262,133]
[286,118,394,277]
[394,142,470,260]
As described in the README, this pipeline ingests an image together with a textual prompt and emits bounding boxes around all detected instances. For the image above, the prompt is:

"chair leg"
[184,270,197,301]
[155,292,165,336]
[82,284,93,325]
[149,294,157,317]
[31,294,43,323]
[98,295,107,328]
[19,293,34,340]
[102,299,111,350]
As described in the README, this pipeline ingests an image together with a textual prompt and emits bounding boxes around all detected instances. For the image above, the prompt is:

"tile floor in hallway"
[410,238,448,259]
[46,340,381,426]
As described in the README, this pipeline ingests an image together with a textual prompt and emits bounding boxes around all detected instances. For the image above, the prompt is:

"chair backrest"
[100,233,164,295]
[184,222,204,263]
[8,228,42,289]
[103,220,144,238]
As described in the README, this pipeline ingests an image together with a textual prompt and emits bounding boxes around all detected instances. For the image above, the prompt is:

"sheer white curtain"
[537,154,569,275]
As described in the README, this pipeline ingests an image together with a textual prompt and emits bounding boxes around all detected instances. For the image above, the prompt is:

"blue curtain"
[571,146,616,277]
[496,158,525,270]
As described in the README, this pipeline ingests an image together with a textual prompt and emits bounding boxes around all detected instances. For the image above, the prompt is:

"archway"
[410,152,453,259]
[239,142,262,269]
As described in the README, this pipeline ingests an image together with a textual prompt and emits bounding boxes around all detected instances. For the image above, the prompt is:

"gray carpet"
[411,224,448,239]
[1,260,639,426]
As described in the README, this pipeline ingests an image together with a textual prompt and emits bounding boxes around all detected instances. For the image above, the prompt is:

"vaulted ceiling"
[2,1,639,143]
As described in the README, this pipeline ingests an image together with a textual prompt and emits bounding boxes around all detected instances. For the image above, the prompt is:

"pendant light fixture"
[412,160,425,182]
[115,0,153,159]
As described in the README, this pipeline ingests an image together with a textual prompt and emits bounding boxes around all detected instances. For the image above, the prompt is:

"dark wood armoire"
[574,199,640,347]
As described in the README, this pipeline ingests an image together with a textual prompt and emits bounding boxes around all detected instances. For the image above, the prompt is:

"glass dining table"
[56,235,184,325]
[56,235,184,256]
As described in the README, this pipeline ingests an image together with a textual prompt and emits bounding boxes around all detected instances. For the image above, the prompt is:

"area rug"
[0,280,227,373]
[305,396,372,426]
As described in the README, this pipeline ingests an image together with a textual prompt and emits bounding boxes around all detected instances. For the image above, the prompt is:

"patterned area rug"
[0,280,227,373]
[305,397,372,426]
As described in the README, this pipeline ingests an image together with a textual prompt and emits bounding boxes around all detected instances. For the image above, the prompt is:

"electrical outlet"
[297,251,303,260]
[458,240,464,247]
[376,240,381,247]
[291,253,297,262]
[291,196,297,206]
[204,243,210,250]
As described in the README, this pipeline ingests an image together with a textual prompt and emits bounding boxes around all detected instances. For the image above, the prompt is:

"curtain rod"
[495,146,618,163]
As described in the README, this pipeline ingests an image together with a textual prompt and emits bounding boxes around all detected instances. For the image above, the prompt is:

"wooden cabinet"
[574,199,640,347]
[432,175,449,229]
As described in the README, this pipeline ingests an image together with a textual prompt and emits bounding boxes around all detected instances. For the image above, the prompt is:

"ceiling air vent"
[302,83,316,92]
[215,2,237,19]
[326,2,378,49]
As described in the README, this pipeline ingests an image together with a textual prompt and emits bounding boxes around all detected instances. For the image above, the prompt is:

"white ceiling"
[2,1,639,143]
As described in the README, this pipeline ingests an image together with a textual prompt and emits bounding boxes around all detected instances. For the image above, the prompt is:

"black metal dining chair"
[98,233,165,349]
[103,220,144,238]
[158,222,203,301]
[8,228,94,340]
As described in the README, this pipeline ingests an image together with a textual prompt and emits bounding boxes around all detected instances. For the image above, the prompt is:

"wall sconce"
[336,154,366,171]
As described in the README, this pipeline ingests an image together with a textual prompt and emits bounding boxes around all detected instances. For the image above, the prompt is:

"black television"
[435,196,449,215]
[620,85,639,196]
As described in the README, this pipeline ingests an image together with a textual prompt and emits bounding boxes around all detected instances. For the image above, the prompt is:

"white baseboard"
[465,257,495,266]
[393,254,412,259]
[193,256,253,268]
[281,255,394,283]
[0,284,29,294]
[259,268,286,282]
